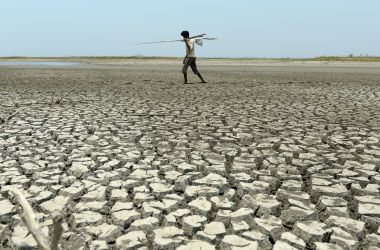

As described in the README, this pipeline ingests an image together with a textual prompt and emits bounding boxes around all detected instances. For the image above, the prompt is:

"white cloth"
[185,38,204,57]
[195,38,203,46]
[185,39,196,57]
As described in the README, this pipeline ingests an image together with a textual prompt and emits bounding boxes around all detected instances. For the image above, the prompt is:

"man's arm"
[183,38,190,64]
[184,38,191,50]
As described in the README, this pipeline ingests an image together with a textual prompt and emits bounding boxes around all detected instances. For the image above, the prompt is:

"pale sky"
[1,0,379,58]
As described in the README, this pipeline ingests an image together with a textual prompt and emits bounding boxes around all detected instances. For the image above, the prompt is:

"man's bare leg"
[197,73,206,83]
[183,72,188,84]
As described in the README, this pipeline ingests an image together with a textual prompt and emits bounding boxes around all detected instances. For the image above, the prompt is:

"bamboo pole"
[134,33,217,45]
[10,189,50,250]
[10,189,63,250]
[50,212,63,250]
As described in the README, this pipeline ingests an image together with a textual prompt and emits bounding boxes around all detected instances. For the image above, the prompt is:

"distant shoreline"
[1,56,380,63]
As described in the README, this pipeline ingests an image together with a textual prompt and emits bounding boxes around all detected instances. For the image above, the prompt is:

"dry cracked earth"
[1,62,380,250]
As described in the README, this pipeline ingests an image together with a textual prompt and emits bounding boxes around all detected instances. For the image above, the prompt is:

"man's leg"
[183,72,188,84]
[182,58,190,84]
[191,58,206,83]
[197,73,206,83]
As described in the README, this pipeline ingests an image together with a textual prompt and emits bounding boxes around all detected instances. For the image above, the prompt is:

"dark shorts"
[182,57,199,74]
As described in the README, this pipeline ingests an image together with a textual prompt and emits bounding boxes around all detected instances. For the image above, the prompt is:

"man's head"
[181,31,189,38]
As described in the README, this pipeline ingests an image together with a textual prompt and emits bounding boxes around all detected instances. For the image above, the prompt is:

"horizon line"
[1,55,380,60]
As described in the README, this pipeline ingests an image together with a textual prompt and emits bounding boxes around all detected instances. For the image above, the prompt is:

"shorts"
[182,57,199,74]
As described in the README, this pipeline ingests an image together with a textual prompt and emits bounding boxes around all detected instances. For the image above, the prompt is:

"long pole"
[134,34,207,45]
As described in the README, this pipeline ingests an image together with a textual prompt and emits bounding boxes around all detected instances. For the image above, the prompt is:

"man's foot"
[200,80,207,83]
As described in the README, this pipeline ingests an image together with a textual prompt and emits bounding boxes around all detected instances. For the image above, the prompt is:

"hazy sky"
[1,0,379,58]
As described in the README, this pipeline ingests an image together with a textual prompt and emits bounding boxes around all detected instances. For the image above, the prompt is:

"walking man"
[181,31,206,84]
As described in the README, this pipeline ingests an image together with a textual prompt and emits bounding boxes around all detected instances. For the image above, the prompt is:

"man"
[181,31,206,84]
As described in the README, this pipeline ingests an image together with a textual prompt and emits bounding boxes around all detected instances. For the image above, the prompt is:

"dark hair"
[181,31,189,38]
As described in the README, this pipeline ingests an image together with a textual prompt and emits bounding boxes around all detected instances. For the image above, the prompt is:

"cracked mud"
[1,62,380,249]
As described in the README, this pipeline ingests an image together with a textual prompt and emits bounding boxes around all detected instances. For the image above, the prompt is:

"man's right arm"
[184,39,191,50]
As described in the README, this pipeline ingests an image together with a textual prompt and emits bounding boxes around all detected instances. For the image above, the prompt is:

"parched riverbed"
[0,60,380,249]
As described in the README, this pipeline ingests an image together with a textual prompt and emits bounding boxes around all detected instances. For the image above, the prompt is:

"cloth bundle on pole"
[134,34,217,45]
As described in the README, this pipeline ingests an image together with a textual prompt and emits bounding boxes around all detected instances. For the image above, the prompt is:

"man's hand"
[183,57,187,64]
